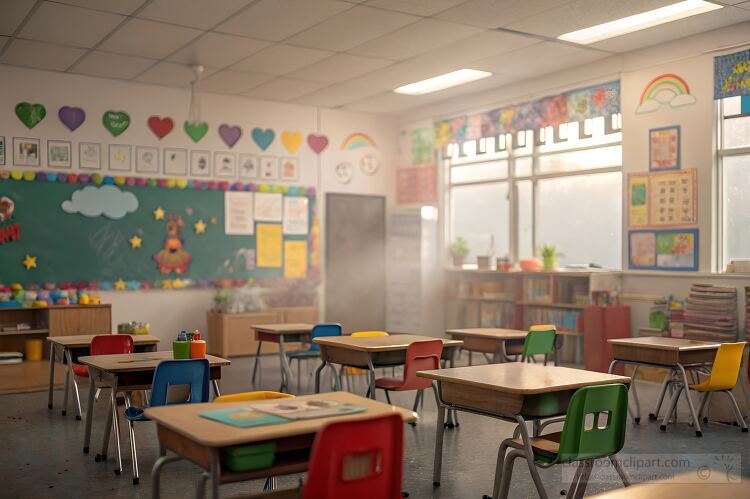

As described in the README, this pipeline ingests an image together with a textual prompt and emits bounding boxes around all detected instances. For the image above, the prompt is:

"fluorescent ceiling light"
[558,0,722,45]
[394,69,492,96]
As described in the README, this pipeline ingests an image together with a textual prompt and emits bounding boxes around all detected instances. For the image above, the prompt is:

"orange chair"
[374,339,443,424]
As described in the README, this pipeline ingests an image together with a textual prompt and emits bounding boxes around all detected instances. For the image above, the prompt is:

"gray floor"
[1,354,748,498]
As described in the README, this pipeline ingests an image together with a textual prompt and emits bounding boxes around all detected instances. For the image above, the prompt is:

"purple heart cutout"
[219,124,242,148]
[307,133,329,154]
[58,106,86,131]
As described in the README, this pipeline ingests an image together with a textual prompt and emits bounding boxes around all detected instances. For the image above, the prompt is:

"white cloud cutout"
[61,185,138,219]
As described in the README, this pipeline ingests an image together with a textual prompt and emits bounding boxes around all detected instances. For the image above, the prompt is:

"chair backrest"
[400,339,443,391]
[308,323,343,352]
[522,326,557,359]
[214,391,294,403]
[555,384,629,464]
[90,334,134,355]
[303,413,403,499]
[703,342,747,391]
[149,359,210,408]
[351,331,389,337]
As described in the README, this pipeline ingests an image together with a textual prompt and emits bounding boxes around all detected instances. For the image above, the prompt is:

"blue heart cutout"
[252,127,275,151]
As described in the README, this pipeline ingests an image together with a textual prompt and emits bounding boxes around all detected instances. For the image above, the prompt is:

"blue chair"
[287,323,342,392]
[123,359,210,484]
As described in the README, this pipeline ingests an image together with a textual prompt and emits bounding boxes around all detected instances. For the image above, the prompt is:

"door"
[325,193,386,333]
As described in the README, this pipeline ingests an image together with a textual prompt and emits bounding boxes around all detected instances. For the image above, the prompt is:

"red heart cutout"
[148,116,174,139]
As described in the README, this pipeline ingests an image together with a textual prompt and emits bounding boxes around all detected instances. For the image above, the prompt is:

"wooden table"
[145,391,417,498]
[607,337,720,435]
[446,328,527,363]
[417,363,630,497]
[313,334,463,401]
[78,351,230,476]
[251,323,314,393]
[46,334,160,419]
[589,473,748,498]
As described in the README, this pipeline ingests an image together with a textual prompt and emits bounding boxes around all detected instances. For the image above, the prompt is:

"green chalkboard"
[0,179,313,287]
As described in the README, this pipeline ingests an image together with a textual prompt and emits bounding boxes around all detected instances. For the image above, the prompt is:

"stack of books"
[683,284,738,341]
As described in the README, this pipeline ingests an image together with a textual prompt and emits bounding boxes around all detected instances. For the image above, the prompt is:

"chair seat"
[124,406,149,422]
[510,431,562,459]
[375,377,404,390]
[72,364,89,377]
[286,349,320,359]
[689,380,712,392]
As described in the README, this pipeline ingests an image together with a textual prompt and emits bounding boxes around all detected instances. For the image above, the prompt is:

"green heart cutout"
[102,110,130,137]
[184,121,209,143]
[15,102,46,129]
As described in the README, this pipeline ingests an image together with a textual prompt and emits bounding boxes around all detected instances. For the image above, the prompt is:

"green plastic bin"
[224,443,276,472]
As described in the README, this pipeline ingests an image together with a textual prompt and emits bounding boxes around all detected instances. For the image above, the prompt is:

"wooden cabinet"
[206,307,319,358]
[48,305,111,336]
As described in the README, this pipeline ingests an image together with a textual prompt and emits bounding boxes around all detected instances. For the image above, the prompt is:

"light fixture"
[558,0,722,45]
[394,69,492,96]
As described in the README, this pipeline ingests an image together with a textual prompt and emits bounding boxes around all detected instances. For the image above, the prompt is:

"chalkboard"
[0,178,313,287]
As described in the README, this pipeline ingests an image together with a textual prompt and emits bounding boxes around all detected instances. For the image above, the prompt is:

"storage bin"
[224,443,276,472]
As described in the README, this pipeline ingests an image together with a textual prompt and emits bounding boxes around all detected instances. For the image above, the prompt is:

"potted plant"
[450,237,470,268]
[537,244,562,270]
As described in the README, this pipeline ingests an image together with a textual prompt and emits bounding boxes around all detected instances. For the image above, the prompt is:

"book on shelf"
[480,302,516,329]
[525,306,582,332]
[524,278,552,302]
[683,284,738,341]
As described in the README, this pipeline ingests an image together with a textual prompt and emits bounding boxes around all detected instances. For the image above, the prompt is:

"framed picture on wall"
[136,146,159,173]
[260,156,278,180]
[238,154,258,179]
[47,140,72,168]
[0,136,6,166]
[164,148,187,175]
[214,152,236,178]
[279,157,299,181]
[13,137,40,167]
[108,144,132,172]
[190,150,211,177]
[649,126,680,171]
[79,142,101,170]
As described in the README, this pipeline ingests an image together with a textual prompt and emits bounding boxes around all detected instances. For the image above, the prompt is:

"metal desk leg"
[111,390,124,475]
[211,380,221,397]
[649,371,672,420]
[47,343,56,409]
[431,382,445,487]
[210,448,221,499]
[278,336,294,393]
[366,359,376,400]
[83,376,96,453]
[314,361,326,393]
[152,454,182,499]
[96,396,113,462]
[513,414,548,499]
[62,348,70,416]
[630,365,641,423]
[677,363,702,436]
[64,349,82,420]
[251,340,262,385]
[124,394,140,484]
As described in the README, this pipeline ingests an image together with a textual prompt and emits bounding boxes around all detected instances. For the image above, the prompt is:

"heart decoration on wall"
[148,116,174,139]
[58,106,86,131]
[15,102,47,129]
[102,110,130,137]
[307,134,329,154]
[184,121,208,142]
[219,124,242,148]
[281,131,302,154]
[252,127,275,151]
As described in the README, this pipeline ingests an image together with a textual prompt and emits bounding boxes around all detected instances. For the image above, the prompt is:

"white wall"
[0,65,399,343]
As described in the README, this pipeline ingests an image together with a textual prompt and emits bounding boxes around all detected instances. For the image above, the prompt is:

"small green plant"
[537,244,563,270]
[451,237,470,258]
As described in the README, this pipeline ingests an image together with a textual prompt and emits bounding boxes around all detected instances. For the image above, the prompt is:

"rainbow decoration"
[636,73,696,115]
[340,133,376,150]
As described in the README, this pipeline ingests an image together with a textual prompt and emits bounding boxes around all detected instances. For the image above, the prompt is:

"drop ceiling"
[1,0,748,114]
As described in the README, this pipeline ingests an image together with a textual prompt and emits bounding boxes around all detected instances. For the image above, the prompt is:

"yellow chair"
[214,391,294,403]
[688,342,748,433]
[346,332,390,386]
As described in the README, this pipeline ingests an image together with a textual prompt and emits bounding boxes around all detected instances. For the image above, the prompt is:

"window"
[446,115,622,268]
[718,95,750,270]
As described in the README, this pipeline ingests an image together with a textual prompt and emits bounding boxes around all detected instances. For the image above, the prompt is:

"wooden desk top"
[314,334,463,352]
[608,337,721,351]
[252,323,314,334]
[446,328,528,340]
[417,363,629,395]
[589,475,748,498]
[78,351,230,372]
[144,391,417,448]
[47,334,161,348]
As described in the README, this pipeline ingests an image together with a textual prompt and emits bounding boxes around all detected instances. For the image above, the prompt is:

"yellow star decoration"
[129,235,142,249]
[153,207,165,220]
[114,279,126,290]
[194,219,207,234]
[161,279,173,289]
[172,279,185,289]
[22,254,37,270]
[210,216,217,225]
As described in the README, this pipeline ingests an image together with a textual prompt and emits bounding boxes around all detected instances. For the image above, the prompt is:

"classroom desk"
[607,337,720,435]
[446,328,527,363]
[145,391,417,499]
[313,334,463,400]
[46,334,160,419]
[417,363,629,497]
[589,474,748,498]
[251,323,314,393]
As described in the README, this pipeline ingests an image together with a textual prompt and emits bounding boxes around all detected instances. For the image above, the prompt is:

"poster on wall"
[648,169,697,226]
[47,140,71,169]
[109,144,132,172]
[164,148,187,175]
[284,240,308,279]
[629,229,698,271]
[13,137,40,167]
[254,192,283,222]
[215,152,236,178]
[396,165,437,205]
[0,136,5,165]
[627,174,649,227]
[713,48,750,100]
[238,154,258,179]
[649,126,680,171]
[256,223,282,268]
[282,196,309,235]
[79,142,101,170]
[190,151,210,177]
[410,127,434,165]
[224,191,254,236]
[136,146,159,173]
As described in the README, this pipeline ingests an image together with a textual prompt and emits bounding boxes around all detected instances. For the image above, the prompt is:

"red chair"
[375,339,443,423]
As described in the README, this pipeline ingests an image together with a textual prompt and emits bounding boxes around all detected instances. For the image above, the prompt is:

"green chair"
[491,383,631,499]
[521,325,557,365]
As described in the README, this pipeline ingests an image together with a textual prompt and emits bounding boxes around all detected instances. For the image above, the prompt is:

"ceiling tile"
[286,5,419,51]
[348,18,481,60]
[736,1,750,8]
[287,53,393,83]
[135,61,217,87]
[363,0,467,16]
[53,0,146,15]
[416,30,539,70]
[230,44,334,75]
[0,38,86,71]
[69,50,156,80]
[98,18,202,59]
[0,0,35,36]
[293,81,382,107]
[168,32,269,68]
[19,1,124,48]
[342,90,425,113]
[436,0,570,29]
[215,0,352,41]
[197,69,274,94]
[137,0,252,30]
[243,77,328,101]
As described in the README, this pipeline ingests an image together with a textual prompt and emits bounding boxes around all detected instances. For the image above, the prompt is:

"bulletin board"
[0,174,316,288]
[627,168,697,227]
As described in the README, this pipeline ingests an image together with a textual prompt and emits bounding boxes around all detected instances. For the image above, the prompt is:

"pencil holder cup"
[190,340,206,359]
[172,341,190,359]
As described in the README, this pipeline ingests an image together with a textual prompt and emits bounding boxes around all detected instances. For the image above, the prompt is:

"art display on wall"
[238,154,258,179]
[340,132,376,150]
[635,73,696,114]
[79,142,101,170]
[281,131,302,154]
[190,150,210,177]
[627,174,649,227]
[627,169,697,227]
[649,126,680,171]
[279,157,299,181]
[396,165,437,205]
[410,127,433,165]
[58,106,86,131]
[136,146,159,173]
[0,136,5,165]
[256,223,282,268]
[214,152,237,178]
[15,102,46,129]
[102,110,130,137]
[713,48,750,100]
[629,229,698,271]
[164,148,187,175]
[252,127,275,151]
[47,140,72,169]
[13,137,40,167]
[219,124,242,148]
[284,240,307,278]
[109,144,132,172]
[148,116,174,139]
